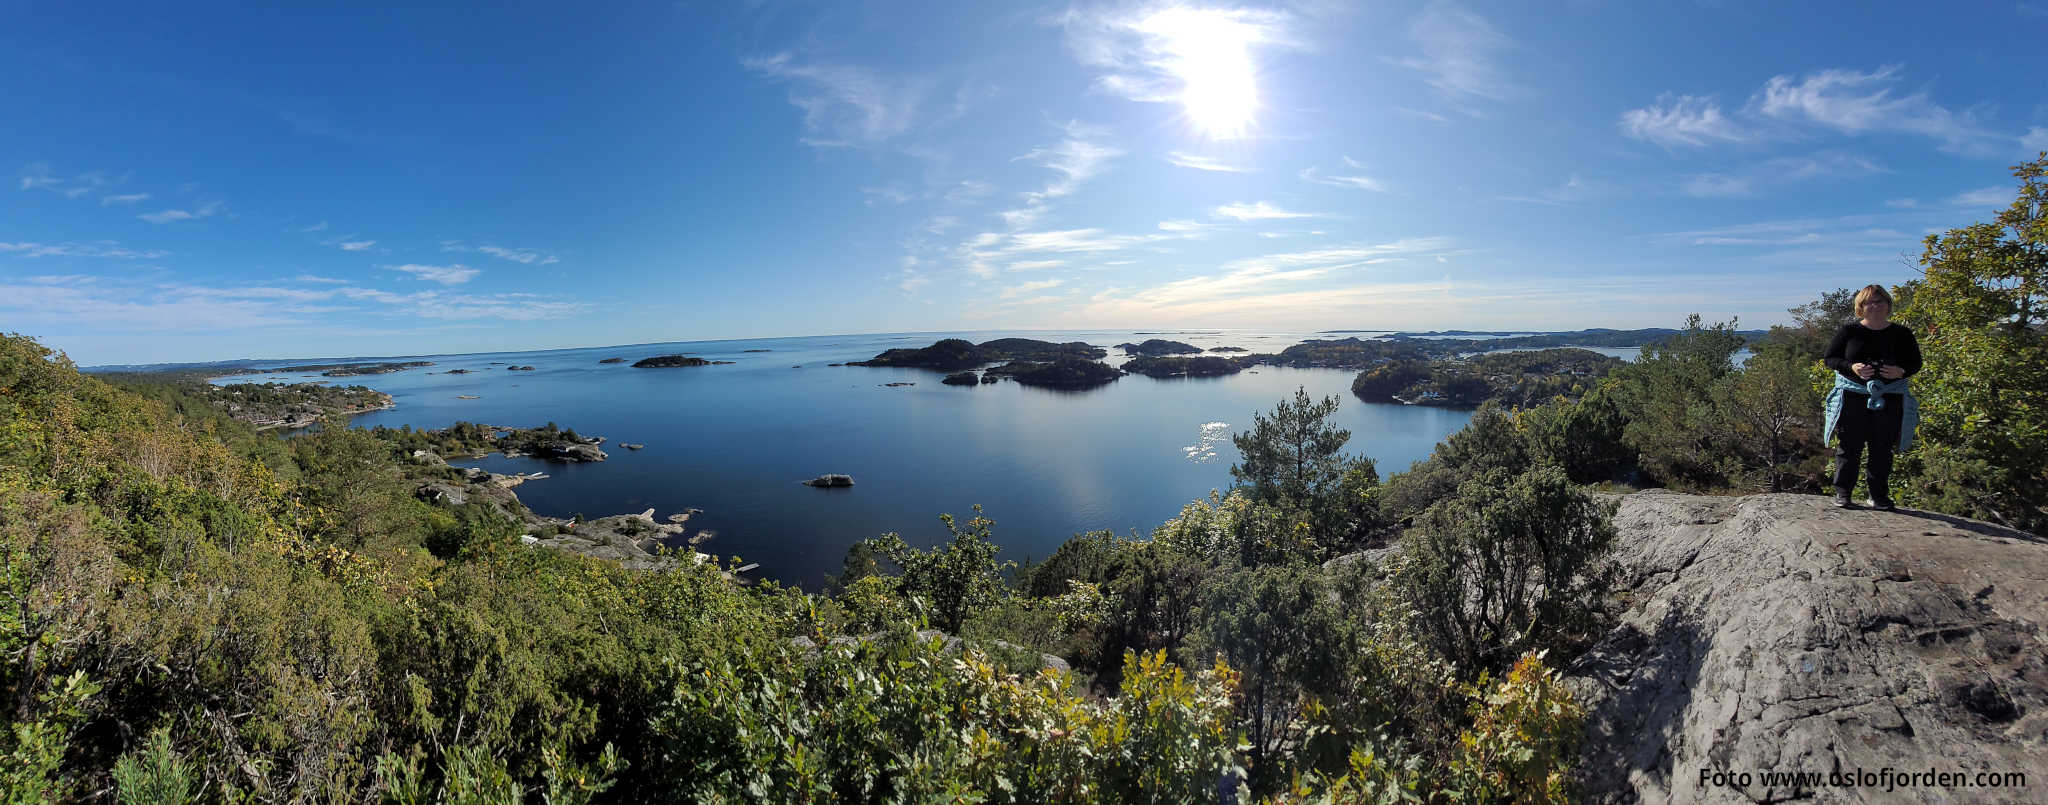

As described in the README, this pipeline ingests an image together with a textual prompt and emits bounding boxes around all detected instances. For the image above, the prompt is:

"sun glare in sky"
[1140,7,1263,139]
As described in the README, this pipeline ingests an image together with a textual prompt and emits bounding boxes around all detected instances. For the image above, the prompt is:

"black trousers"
[1833,391,1904,497]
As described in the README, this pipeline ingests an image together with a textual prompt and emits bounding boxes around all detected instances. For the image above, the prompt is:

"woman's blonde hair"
[1854,284,1894,316]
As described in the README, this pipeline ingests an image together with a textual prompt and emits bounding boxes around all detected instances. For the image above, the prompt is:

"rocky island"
[1116,338,1202,356]
[849,337,1107,370]
[983,357,1124,389]
[370,421,609,463]
[633,355,736,368]
[1120,355,1243,378]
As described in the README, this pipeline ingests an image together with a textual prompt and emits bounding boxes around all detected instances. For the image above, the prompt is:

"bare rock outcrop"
[1570,491,2046,804]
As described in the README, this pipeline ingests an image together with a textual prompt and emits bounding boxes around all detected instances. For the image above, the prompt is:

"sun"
[1139,7,1263,140]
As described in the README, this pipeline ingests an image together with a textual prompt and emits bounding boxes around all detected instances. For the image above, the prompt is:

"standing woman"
[1822,284,1921,510]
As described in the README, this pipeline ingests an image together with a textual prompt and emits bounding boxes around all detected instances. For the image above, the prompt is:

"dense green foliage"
[1894,154,2048,533]
[983,357,1125,389]
[3,337,1607,801]
[368,421,593,460]
[1120,355,1243,378]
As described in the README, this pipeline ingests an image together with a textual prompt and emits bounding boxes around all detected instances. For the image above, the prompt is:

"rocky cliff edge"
[1572,491,2046,804]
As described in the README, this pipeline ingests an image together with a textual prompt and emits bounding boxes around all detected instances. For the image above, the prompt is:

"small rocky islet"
[632,354,736,368]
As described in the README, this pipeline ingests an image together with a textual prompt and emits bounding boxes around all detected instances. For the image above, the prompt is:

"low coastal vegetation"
[263,360,435,376]
[189,381,393,430]
[0,157,2042,802]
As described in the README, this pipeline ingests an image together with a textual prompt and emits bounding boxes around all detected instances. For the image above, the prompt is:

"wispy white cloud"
[1018,123,1123,203]
[1213,201,1320,221]
[389,263,480,285]
[1300,166,1386,191]
[18,164,60,191]
[743,52,929,148]
[440,241,561,265]
[1645,214,1913,250]
[139,200,224,224]
[294,274,350,284]
[1679,151,1885,199]
[1752,65,1998,155]
[1076,238,1456,318]
[1619,93,1751,147]
[1682,174,1754,198]
[1399,2,1516,108]
[1156,219,1211,233]
[988,122,1125,235]
[1007,259,1066,271]
[299,221,330,233]
[477,245,560,265]
[1001,278,1065,299]
[1167,152,1248,173]
[100,193,149,205]
[0,241,168,259]
[1498,173,1609,205]
[338,240,377,251]
[19,165,124,198]
[2023,127,2048,152]
[1947,186,2012,207]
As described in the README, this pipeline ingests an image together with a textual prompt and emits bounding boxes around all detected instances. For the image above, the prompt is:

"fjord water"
[226,330,1474,589]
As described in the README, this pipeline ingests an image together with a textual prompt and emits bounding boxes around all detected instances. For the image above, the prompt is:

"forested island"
[263,360,435,376]
[191,381,396,430]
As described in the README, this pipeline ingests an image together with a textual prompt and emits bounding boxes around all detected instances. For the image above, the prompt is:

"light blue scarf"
[1823,373,1917,452]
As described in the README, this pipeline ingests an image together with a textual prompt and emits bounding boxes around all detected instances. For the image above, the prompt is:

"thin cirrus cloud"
[1166,152,1248,173]
[441,241,561,265]
[1619,93,1752,148]
[1299,166,1387,191]
[1398,2,1517,109]
[1623,65,2014,156]
[1213,200,1320,221]
[742,52,930,148]
[1,241,168,259]
[1946,186,2013,207]
[1679,152,1885,199]
[100,193,149,205]
[1085,238,1455,314]
[1000,278,1065,300]
[17,165,123,198]
[338,240,377,251]
[388,263,480,285]
[138,200,224,224]
[1752,65,1994,153]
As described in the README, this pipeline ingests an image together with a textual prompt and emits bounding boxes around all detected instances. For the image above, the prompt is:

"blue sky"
[5,1,2045,365]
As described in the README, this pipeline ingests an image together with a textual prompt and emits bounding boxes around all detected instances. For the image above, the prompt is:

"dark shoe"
[1868,497,1896,512]
[1834,493,1857,509]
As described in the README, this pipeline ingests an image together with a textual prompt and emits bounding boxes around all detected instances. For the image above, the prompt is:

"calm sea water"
[222,330,1482,589]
